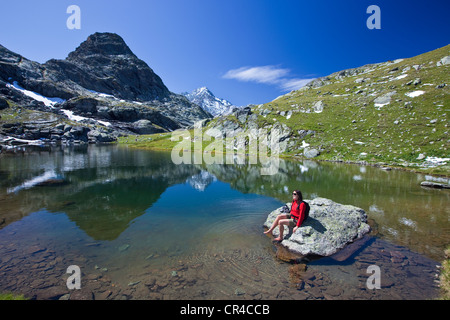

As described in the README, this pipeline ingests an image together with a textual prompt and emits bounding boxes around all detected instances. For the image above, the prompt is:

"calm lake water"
[0,144,448,300]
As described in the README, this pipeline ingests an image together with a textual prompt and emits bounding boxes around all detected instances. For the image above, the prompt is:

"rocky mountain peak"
[67,32,134,61]
[195,87,214,97]
[0,32,212,145]
[183,87,235,117]
[43,32,171,101]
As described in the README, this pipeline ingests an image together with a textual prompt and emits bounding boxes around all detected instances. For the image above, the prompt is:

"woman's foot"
[263,229,272,235]
[273,237,283,242]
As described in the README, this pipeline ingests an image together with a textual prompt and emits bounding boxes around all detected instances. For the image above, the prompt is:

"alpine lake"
[0,144,448,300]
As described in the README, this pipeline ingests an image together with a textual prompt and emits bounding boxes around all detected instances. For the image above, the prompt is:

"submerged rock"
[420,181,450,189]
[264,197,371,257]
[118,244,130,252]
[36,178,68,187]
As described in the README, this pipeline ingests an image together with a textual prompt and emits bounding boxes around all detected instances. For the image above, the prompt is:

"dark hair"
[293,190,303,203]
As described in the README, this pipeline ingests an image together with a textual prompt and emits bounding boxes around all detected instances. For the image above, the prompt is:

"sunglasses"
[292,193,298,195]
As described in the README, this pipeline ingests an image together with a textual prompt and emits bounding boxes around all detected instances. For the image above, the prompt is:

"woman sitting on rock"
[264,190,307,241]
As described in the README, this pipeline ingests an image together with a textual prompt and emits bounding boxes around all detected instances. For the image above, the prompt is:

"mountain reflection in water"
[0,144,447,300]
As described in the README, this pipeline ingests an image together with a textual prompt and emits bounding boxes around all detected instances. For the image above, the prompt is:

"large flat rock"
[264,198,371,257]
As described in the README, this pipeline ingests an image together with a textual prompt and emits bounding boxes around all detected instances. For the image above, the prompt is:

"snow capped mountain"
[182,87,236,117]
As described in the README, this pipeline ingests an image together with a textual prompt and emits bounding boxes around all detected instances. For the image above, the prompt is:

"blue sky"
[1,0,449,106]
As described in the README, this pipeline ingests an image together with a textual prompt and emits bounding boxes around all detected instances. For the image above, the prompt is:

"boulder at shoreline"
[264,197,371,257]
[420,181,450,189]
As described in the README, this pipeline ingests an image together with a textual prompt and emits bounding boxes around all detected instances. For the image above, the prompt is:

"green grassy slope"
[266,44,449,163]
[119,45,449,175]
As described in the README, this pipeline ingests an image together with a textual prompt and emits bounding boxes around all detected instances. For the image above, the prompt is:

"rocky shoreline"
[0,236,440,300]
[0,122,117,147]
[293,156,450,179]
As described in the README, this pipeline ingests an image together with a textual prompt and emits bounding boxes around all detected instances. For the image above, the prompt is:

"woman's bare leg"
[264,214,289,235]
[273,219,290,241]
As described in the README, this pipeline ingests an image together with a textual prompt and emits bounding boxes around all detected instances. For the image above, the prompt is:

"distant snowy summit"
[182,87,237,117]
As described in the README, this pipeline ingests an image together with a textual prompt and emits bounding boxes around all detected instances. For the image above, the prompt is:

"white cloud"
[223,65,289,85]
[223,65,314,92]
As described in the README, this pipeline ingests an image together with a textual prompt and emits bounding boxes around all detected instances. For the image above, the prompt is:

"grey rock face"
[264,198,371,257]
[87,129,116,143]
[132,119,163,135]
[436,56,450,66]
[0,32,212,142]
[235,106,252,123]
[373,91,396,107]
[45,33,171,102]
[303,148,320,158]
